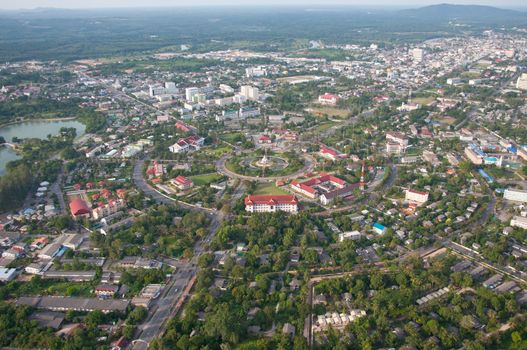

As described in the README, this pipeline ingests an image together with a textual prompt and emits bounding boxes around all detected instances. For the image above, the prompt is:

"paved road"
[131,158,223,350]
[216,153,316,183]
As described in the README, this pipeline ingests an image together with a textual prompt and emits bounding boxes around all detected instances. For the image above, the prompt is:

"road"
[131,157,223,350]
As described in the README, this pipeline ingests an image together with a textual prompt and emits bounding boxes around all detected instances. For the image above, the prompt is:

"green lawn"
[313,122,337,133]
[190,173,225,186]
[253,183,289,195]
[220,132,245,144]
[209,146,233,157]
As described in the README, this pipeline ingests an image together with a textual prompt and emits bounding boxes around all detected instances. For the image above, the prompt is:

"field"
[253,183,289,195]
[312,122,338,133]
[277,75,325,84]
[208,146,233,157]
[436,115,457,125]
[190,173,225,186]
[412,96,436,105]
[220,132,245,144]
[308,106,350,119]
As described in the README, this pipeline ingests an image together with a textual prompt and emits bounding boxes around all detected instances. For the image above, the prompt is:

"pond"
[0,119,86,176]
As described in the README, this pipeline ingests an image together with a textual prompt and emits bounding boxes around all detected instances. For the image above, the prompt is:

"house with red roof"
[176,121,197,134]
[244,195,298,213]
[146,162,165,178]
[171,176,194,190]
[110,336,129,350]
[258,135,272,144]
[319,145,346,161]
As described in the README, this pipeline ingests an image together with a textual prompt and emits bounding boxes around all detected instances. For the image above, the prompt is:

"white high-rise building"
[411,48,424,63]
[185,87,200,102]
[240,85,259,100]
[164,82,177,94]
[516,73,527,91]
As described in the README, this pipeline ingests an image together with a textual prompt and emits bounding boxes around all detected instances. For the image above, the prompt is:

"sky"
[0,0,526,10]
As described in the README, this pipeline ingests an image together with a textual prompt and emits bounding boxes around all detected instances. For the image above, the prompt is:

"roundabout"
[243,154,289,171]
[216,151,316,183]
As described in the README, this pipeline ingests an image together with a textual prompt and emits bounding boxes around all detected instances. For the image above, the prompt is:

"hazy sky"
[1,0,526,10]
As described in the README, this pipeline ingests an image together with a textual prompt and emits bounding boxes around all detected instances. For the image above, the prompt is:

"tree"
[512,331,522,344]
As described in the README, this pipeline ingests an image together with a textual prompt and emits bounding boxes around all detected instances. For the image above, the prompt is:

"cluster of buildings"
[291,173,359,205]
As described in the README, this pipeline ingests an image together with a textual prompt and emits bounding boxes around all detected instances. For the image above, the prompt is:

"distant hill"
[400,3,526,21]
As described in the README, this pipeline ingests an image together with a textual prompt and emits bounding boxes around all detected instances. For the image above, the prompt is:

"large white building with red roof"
[318,93,340,106]
[169,135,205,153]
[244,195,298,213]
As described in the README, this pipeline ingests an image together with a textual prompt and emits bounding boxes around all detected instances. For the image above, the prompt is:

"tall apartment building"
[240,85,259,100]
[185,87,200,102]
[516,73,527,91]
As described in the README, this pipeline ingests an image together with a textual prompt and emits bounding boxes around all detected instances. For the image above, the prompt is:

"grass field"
[308,106,350,119]
[190,173,225,186]
[220,132,245,144]
[313,122,338,133]
[209,146,233,157]
[253,183,289,195]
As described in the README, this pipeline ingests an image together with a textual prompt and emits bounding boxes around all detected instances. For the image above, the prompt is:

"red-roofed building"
[176,121,197,133]
[171,176,194,190]
[291,174,353,204]
[259,135,272,144]
[101,189,111,199]
[168,135,205,153]
[319,146,346,161]
[318,93,340,105]
[244,195,298,213]
[69,198,90,217]
[405,189,429,205]
[146,162,165,178]
[111,336,129,350]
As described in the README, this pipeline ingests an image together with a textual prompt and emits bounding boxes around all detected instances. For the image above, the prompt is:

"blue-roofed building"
[478,169,494,184]
[507,145,517,154]
[372,222,387,235]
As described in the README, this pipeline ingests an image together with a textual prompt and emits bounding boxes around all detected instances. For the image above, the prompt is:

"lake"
[0,119,86,176]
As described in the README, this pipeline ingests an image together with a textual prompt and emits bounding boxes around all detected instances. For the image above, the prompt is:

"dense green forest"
[1,5,523,62]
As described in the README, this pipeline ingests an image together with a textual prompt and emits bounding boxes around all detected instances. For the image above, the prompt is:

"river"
[0,119,86,176]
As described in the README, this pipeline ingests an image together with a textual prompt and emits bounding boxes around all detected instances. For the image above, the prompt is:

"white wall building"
[511,216,527,230]
[504,189,527,203]
[405,189,429,205]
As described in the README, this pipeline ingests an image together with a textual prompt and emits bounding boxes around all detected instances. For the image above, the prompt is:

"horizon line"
[1,3,527,12]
